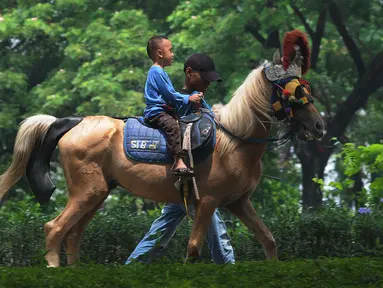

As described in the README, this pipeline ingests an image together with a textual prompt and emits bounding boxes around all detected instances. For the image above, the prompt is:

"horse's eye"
[308,85,313,96]
[298,85,310,97]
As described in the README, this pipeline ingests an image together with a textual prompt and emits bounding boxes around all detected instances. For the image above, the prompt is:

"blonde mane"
[213,65,273,156]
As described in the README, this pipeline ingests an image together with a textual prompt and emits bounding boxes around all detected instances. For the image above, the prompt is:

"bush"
[1,197,383,266]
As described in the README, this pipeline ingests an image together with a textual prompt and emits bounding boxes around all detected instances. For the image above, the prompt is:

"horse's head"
[265,29,325,141]
[272,77,325,141]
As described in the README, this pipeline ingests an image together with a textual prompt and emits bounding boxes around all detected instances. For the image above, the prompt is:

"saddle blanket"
[123,113,216,164]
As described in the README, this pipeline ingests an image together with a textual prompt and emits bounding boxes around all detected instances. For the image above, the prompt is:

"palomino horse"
[0,31,324,267]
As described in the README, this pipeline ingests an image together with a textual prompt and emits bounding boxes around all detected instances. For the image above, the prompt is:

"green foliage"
[27,8,153,117]
[326,143,383,206]
[343,144,383,177]
[167,0,269,103]
[1,258,383,287]
[2,198,383,266]
[0,196,49,266]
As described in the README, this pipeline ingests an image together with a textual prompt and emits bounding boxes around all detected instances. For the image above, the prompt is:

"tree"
[0,1,157,199]
[292,0,382,208]
[167,0,383,209]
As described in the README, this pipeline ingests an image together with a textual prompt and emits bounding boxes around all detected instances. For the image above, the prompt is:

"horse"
[0,36,325,268]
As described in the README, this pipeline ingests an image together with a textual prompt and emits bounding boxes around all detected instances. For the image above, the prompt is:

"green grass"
[1,257,382,288]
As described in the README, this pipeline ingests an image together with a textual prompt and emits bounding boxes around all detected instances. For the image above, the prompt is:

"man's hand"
[189,93,204,103]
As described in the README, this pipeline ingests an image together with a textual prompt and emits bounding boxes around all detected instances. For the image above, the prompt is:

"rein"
[262,174,298,189]
[215,120,293,150]
[196,98,293,150]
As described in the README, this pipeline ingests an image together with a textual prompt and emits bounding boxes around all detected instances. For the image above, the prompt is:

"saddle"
[123,109,216,164]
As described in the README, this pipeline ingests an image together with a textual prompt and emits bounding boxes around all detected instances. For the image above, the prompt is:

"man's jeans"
[125,203,235,264]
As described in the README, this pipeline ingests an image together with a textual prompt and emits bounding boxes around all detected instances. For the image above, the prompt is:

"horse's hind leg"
[64,196,107,265]
[225,194,277,260]
[44,167,109,267]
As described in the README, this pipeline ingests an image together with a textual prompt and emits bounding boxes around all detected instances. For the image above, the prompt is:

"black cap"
[184,53,222,82]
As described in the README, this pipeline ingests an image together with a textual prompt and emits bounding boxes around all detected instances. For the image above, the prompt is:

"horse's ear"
[292,45,304,67]
[273,49,282,65]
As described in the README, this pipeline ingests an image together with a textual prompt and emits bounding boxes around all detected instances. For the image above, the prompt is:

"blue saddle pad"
[123,114,215,164]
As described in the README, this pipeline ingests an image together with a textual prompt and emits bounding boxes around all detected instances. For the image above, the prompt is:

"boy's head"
[184,53,222,93]
[147,36,173,67]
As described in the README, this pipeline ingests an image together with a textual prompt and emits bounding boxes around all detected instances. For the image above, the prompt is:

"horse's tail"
[0,115,84,204]
[0,115,57,202]
[25,116,84,204]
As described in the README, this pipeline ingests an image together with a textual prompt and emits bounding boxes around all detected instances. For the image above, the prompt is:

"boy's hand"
[189,93,204,103]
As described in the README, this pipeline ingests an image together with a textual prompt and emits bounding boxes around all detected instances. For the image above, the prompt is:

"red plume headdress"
[265,29,311,81]
[282,29,310,75]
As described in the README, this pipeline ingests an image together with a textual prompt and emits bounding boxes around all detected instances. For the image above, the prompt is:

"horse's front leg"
[185,197,216,262]
[225,193,277,260]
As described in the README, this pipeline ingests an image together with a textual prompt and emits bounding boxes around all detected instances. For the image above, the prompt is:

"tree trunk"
[295,141,331,209]
[300,152,323,208]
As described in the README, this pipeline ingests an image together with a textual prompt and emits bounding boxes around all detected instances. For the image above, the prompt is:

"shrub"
[1,198,383,266]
